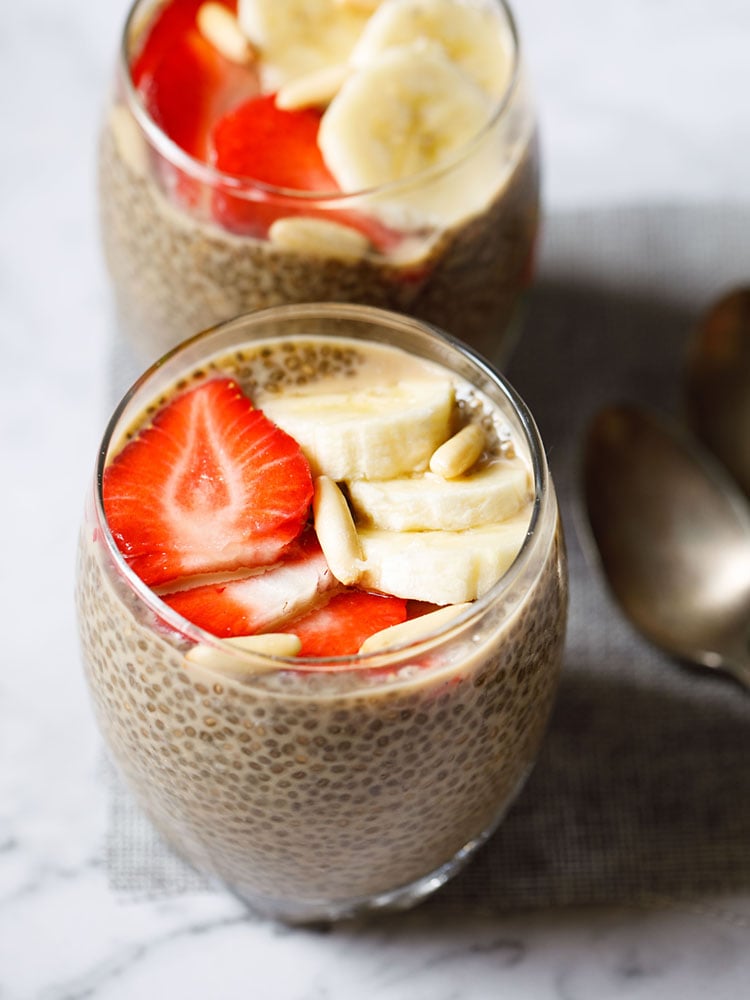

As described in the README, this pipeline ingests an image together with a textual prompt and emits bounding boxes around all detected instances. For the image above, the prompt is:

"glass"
[98,0,540,365]
[76,303,567,923]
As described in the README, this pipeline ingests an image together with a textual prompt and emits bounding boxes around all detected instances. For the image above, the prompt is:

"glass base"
[224,776,531,926]
[226,832,489,926]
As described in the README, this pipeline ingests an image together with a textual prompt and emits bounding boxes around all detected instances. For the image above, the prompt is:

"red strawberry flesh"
[129,1,404,247]
[162,531,337,637]
[286,590,408,658]
[103,378,313,588]
[209,95,342,236]
[208,94,406,246]
[132,0,255,162]
[210,94,339,191]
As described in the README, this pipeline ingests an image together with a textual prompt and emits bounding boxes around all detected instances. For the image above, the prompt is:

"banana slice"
[319,40,494,225]
[348,459,531,531]
[237,0,370,90]
[351,0,514,99]
[357,510,531,605]
[261,377,454,480]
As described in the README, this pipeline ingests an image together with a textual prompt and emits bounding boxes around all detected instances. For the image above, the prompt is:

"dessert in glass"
[98,0,540,364]
[76,303,567,923]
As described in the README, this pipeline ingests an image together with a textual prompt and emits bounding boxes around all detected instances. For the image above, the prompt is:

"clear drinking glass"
[98,0,540,365]
[76,303,566,923]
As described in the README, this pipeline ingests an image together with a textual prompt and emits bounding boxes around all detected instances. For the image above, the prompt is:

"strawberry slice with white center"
[103,378,313,588]
[285,590,408,658]
[162,531,338,637]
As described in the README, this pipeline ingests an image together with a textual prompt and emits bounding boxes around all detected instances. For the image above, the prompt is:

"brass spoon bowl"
[583,404,750,689]
[685,287,750,497]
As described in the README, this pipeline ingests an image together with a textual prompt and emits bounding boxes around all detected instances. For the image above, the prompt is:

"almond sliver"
[359,603,472,654]
[276,64,350,111]
[313,476,363,586]
[269,217,371,260]
[186,633,302,674]
[197,2,255,64]
[429,423,485,479]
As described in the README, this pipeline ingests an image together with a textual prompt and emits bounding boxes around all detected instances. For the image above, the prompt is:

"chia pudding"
[76,304,567,922]
[99,0,540,364]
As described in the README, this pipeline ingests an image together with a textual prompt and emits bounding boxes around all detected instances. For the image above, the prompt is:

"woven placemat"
[105,204,750,908]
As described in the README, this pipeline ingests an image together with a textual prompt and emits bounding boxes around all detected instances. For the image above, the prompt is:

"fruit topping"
[237,0,371,91]
[210,94,338,189]
[127,0,516,236]
[318,40,494,227]
[161,532,336,636]
[284,589,408,657]
[350,0,513,99]
[103,378,313,587]
[260,376,454,480]
[208,94,340,234]
[348,459,531,531]
[357,513,531,605]
[208,95,404,245]
[132,0,257,161]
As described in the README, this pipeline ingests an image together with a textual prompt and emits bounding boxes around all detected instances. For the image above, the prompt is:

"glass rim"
[93,302,552,675]
[117,0,523,204]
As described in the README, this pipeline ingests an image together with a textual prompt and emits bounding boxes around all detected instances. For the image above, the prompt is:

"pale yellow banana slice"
[237,0,370,90]
[348,459,531,531]
[261,377,454,480]
[351,0,514,99]
[319,40,494,225]
[357,510,531,605]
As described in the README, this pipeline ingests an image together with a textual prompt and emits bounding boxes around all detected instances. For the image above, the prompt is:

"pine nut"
[313,476,363,585]
[197,2,255,64]
[186,633,301,673]
[276,64,350,111]
[269,217,371,260]
[429,423,485,479]
[359,603,473,654]
[227,634,302,657]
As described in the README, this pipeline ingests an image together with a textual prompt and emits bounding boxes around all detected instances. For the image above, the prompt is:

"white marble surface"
[2,1,750,997]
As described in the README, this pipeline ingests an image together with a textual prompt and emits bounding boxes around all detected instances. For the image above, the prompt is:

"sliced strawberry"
[209,94,338,192]
[162,531,338,637]
[132,0,254,200]
[131,0,206,87]
[286,590,408,658]
[131,2,403,246]
[208,95,340,236]
[103,378,313,588]
[209,96,405,248]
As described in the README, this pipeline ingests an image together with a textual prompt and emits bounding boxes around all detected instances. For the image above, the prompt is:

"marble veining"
[3,0,750,997]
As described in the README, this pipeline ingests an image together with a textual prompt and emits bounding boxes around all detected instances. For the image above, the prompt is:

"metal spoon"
[685,287,750,497]
[582,403,750,689]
